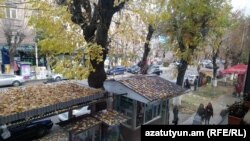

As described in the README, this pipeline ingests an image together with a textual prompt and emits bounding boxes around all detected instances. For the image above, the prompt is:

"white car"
[199,59,212,67]
[51,74,64,81]
[185,74,197,85]
[58,106,90,121]
[0,74,25,87]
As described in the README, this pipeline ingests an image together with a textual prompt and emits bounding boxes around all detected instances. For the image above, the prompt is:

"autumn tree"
[204,4,232,84]
[131,0,167,74]
[107,9,145,67]
[166,0,232,86]
[222,13,250,67]
[68,0,127,88]
[0,0,4,18]
[29,1,103,79]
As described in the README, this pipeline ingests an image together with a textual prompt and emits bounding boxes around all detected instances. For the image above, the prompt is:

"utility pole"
[35,42,38,80]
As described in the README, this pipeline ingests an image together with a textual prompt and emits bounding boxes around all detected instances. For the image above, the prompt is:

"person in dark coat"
[197,103,205,122]
[172,105,179,125]
[184,78,190,89]
[205,102,213,125]
[194,76,198,91]
[193,103,205,125]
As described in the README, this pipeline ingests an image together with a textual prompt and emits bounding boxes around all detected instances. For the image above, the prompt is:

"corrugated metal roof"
[106,75,187,102]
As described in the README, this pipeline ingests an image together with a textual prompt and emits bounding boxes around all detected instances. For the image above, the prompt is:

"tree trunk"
[212,48,219,87]
[71,0,126,88]
[176,59,188,86]
[87,10,113,88]
[212,48,218,79]
[224,50,229,69]
[9,49,15,74]
[139,24,154,74]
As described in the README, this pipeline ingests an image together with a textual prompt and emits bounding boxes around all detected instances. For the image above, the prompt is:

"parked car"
[199,59,212,67]
[173,60,181,66]
[0,119,53,141]
[0,74,25,87]
[106,66,126,75]
[44,73,65,84]
[185,74,197,85]
[205,63,220,70]
[147,65,163,75]
[51,74,64,81]
[205,63,213,69]
[58,106,90,121]
[127,65,140,74]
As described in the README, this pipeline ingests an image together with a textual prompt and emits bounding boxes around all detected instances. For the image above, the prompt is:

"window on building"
[72,125,101,141]
[6,8,17,19]
[145,104,153,123]
[136,101,144,127]
[115,96,134,127]
[144,102,161,124]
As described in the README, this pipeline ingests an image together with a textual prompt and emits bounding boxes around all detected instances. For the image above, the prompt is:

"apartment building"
[0,0,36,76]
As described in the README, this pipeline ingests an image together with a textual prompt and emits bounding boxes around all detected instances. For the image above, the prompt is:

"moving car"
[0,119,53,141]
[58,106,90,121]
[106,66,126,75]
[147,65,163,75]
[127,65,140,74]
[0,74,25,87]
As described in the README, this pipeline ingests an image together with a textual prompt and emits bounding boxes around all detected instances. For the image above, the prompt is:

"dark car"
[127,65,140,74]
[205,63,213,69]
[147,65,163,75]
[0,120,53,141]
[106,66,126,75]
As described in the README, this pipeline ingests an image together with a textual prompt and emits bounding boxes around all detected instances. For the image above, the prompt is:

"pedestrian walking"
[193,103,205,125]
[205,102,213,125]
[197,103,205,122]
[172,105,179,125]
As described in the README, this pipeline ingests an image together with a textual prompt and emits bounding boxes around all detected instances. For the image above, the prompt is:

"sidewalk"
[169,90,240,125]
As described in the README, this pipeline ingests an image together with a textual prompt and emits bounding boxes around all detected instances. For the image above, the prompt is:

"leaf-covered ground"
[177,82,234,114]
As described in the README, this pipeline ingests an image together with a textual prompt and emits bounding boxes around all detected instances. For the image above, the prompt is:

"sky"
[231,0,250,16]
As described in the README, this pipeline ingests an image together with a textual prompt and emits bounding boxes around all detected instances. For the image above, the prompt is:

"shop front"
[104,75,187,141]
[57,110,129,141]
[0,44,40,77]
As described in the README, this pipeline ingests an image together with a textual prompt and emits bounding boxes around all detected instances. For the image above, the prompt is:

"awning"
[221,64,247,75]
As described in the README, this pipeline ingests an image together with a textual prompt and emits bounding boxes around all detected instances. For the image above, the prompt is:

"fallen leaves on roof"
[117,75,186,101]
[94,110,129,126]
[0,82,104,116]
[61,116,101,134]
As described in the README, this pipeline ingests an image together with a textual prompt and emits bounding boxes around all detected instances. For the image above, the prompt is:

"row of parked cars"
[0,64,162,88]
[0,73,65,87]
[106,65,163,75]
